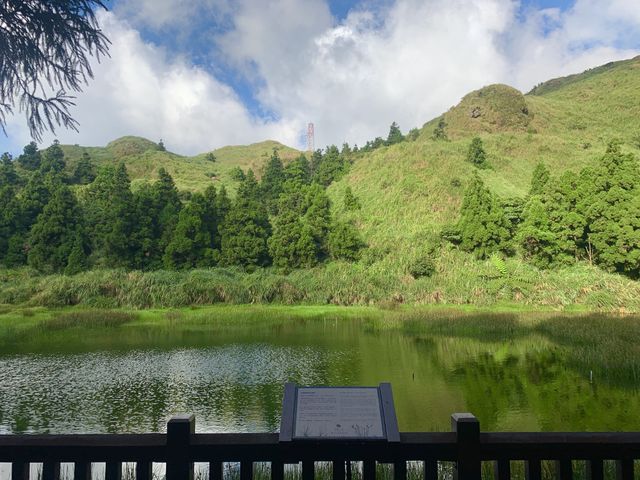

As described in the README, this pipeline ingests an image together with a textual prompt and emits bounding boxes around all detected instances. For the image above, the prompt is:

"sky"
[2,0,640,156]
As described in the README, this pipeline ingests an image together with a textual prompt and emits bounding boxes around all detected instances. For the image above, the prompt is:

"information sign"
[279,383,399,442]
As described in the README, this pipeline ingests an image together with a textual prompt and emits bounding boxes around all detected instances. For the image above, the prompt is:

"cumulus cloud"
[2,11,300,155]
[2,0,640,155]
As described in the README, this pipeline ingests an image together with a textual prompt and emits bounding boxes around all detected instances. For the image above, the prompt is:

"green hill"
[60,137,301,193]
[5,55,640,311]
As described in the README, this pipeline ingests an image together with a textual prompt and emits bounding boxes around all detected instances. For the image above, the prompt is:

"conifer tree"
[466,137,487,168]
[343,186,361,211]
[17,142,41,171]
[27,185,84,272]
[154,167,182,261]
[0,153,18,186]
[432,118,447,141]
[529,162,550,195]
[73,152,96,184]
[163,193,213,269]
[455,174,511,258]
[40,140,66,174]
[64,233,88,275]
[328,221,364,261]
[284,154,311,185]
[261,150,285,213]
[220,173,271,267]
[386,122,404,145]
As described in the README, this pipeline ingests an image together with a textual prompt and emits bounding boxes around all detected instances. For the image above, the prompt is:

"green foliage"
[64,233,88,275]
[529,162,550,195]
[27,185,84,273]
[432,117,448,141]
[406,128,420,141]
[220,172,271,268]
[72,152,96,184]
[284,155,311,185]
[230,166,245,182]
[40,140,66,174]
[466,137,487,168]
[409,250,437,278]
[454,174,511,259]
[0,153,19,186]
[386,121,404,145]
[328,221,364,261]
[343,186,361,211]
[17,142,41,170]
[206,152,216,162]
[260,150,285,213]
[313,145,350,186]
[157,139,166,151]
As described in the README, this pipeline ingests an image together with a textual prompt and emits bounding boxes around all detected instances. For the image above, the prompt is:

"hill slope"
[60,137,301,193]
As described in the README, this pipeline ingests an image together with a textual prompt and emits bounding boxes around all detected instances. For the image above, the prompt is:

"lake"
[1,307,639,436]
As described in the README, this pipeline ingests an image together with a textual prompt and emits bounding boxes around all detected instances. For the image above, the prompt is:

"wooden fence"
[0,413,639,480]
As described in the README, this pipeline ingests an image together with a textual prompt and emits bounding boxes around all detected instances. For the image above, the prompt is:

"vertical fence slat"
[209,461,223,480]
[105,461,122,480]
[394,461,407,480]
[363,460,376,480]
[493,460,510,480]
[525,460,541,480]
[240,461,253,480]
[11,462,29,480]
[166,414,195,480]
[302,461,315,480]
[586,460,604,480]
[347,460,353,480]
[615,459,634,480]
[136,461,152,480]
[556,459,573,480]
[423,460,438,480]
[74,462,92,480]
[333,460,345,480]
[271,461,284,480]
[452,413,481,480]
[42,462,60,480]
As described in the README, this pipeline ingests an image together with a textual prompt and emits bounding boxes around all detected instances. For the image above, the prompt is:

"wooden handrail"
[0,414,638,480]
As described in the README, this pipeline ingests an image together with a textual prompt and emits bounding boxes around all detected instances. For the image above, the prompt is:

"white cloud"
[2,11,300,155]
[2,0,640,156]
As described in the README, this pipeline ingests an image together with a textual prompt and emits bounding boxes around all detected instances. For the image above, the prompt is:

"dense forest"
[0,140,363,274]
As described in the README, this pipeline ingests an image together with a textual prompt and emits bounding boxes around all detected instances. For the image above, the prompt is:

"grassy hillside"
[60,137,301,193]
[8,55,639,312]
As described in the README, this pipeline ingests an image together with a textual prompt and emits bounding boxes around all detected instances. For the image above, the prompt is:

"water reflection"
[0,316,639,435]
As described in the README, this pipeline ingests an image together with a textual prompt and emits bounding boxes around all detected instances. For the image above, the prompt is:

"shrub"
[409,252,436,279]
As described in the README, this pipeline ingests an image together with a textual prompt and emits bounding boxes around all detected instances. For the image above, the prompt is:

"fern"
[490,253,507,277]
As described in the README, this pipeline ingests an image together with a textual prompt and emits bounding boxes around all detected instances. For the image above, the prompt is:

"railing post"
[451,413,481,480]
[166,414,195,480]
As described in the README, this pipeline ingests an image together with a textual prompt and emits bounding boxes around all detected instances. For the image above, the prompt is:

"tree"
[284,155,311,186]
[0,0,110,140]
[82,163,136,267]
[343,186,361,211]
[529,162,550,195]
[163,193,214,269]
[205,152,216,162]
[27,185,85,272]
[261,150,285,213]
[0,153,19,186]
[157,139,166,151]
[328,221,364,261]
[432,118,447,141]
[73,152,96,184]
[220,173,271,267]
[454,174,511,258]
[40,140,66,174]
[466,137,487,168]
[17,142,41,170]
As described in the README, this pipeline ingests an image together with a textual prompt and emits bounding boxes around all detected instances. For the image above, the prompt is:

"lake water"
[1,311,639,436]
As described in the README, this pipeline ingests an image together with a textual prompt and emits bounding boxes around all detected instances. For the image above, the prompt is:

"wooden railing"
[0,413,639,480]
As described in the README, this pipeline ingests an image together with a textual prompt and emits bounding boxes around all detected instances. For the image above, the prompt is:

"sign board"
[279,383,400,442]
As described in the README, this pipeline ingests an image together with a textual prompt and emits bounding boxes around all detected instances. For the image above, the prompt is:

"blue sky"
[2,0,640,155]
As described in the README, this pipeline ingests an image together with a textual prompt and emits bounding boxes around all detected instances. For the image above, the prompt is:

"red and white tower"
[307,123,315,152]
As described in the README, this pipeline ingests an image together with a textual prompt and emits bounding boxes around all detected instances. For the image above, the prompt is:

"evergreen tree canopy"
[40,140,66,174]
[328,221,364,261]
[386,122,404,145]
[529,162,550,195]
[73,152,96,185]
[343,186,361,211]
[260,150,285,212]
[466,137,487,168]
[27,184,85,273]
[17,142,41,171]
[455,174,511,258]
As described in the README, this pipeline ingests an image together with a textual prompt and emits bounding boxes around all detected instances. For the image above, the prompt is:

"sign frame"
[279,383,400,443]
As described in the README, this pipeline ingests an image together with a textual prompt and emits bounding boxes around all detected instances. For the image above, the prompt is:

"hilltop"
[60,136,301,193]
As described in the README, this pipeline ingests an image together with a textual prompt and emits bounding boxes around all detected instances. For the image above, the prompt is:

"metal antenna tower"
[307,123,315,152]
